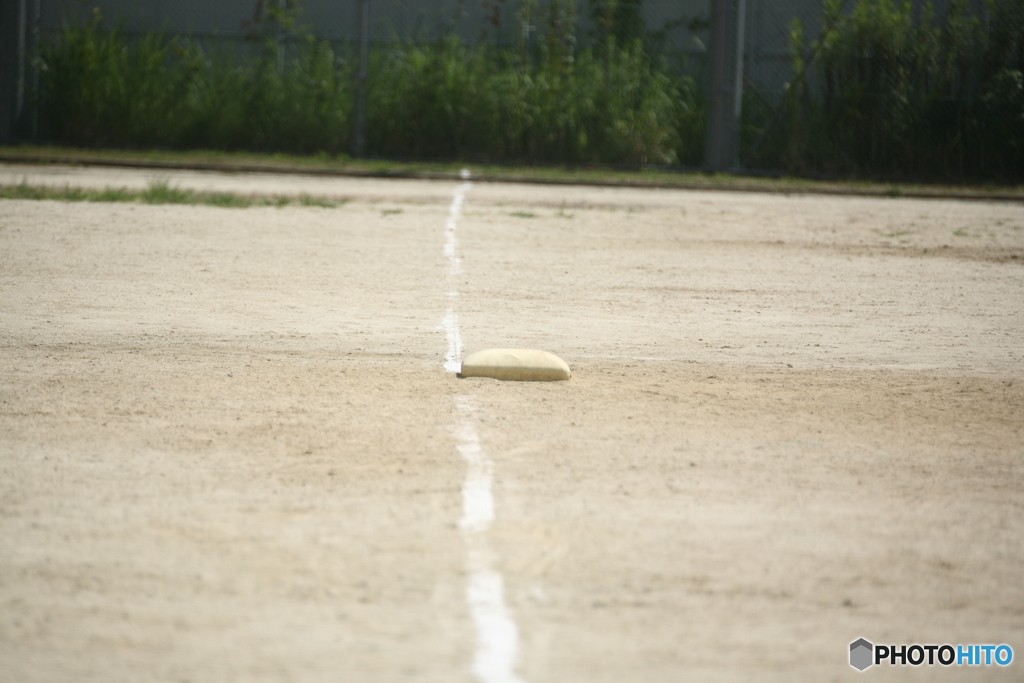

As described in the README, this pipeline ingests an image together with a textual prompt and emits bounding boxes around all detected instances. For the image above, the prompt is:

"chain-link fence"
[3,0,1022,178]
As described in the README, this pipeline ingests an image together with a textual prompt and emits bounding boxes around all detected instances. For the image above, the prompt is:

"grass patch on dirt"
[140,179,193,204]
[0,177,345,208]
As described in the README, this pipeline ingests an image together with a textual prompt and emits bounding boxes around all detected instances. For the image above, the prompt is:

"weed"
[205,192,254,208]
[0,179,48,200]
[509,210,538,218]
[299,194,343,208]
[92,187,135,202]
[0,180,343,209]
[142,179,193,204]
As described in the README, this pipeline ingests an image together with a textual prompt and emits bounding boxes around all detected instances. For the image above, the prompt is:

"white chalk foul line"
[455,405,526,683]
[444,172,527,683]
[443,172,471,373]
[443,309,464,374]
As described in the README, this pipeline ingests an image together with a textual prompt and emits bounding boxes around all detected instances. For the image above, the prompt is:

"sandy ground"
[1,164,1023,682]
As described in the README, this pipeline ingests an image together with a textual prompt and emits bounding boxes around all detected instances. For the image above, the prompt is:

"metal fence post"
[276,0,286,75]
[30,0,40,140]
[0,0,27,142]
[352,0,370,157]
[705,0,746,172]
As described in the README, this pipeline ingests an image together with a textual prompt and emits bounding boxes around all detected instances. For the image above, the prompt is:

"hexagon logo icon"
[850,638,874,671]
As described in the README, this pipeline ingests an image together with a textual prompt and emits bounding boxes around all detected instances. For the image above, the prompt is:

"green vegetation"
[37,4,352,154]
[141,179,193,204]
[747,0,1024,180]
[36,1,695,166]
[25,0,1024,181]
[0,178,345,208]
[298,193,340,207]
[366,36,688,165]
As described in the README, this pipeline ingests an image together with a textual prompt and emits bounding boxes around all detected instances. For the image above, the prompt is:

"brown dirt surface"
[1,164,1023,682]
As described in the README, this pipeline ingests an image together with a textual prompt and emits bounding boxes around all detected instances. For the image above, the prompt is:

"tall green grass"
[36,1,697,166]
[746,0,1024,180]
[367,36,686,164]
[34,0,1019,179]
[37,7,354,154]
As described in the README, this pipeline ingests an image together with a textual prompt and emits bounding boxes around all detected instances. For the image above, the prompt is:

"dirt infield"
[1,165,1023,682]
